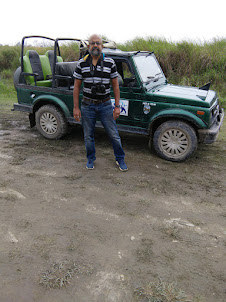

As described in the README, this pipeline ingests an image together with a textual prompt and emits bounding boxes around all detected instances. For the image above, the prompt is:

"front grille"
[211,99,220,124]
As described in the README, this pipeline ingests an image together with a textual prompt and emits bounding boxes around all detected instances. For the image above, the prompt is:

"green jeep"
[13,36,224,162]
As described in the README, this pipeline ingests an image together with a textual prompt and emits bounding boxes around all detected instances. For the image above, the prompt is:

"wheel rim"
[40,112,58,134]
[159,128,189,158]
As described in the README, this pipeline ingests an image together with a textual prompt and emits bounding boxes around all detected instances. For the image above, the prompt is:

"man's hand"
[73,107,81,122]
[113,107,120,120]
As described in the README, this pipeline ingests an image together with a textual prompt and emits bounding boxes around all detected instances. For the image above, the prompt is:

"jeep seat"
[45,50,63,73]
[22,50,52,87]
[55,61,77,89]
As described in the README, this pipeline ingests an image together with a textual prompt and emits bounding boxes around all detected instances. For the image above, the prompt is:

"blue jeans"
[81,100,125,162]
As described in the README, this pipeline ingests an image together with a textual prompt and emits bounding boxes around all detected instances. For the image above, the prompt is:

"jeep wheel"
[153,121,197,162]
[35,105,68,139]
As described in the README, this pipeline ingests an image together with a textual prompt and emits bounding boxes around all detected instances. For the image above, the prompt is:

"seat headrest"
[45,50,55,72]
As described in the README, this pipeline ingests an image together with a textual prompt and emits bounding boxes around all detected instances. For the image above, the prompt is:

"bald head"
[88,34,102,45]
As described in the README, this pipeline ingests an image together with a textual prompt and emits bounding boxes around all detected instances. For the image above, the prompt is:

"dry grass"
[134,279,191,302]
[39,260,93,289]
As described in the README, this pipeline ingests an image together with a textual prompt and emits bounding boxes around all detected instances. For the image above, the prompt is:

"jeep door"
[112,59,148,128]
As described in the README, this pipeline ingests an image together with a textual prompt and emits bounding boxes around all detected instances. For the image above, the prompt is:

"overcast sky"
[1,0,225,45]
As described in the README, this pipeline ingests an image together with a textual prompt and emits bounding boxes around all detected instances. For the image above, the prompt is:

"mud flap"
[29,113,36,128]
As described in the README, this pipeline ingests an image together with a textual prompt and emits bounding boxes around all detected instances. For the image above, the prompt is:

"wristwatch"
[115,105,120,108]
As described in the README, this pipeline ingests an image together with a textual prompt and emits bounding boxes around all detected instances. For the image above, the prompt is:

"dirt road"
[0,109,226,302]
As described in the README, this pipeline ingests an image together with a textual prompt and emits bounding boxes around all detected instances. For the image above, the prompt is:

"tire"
[153,120,197,162]
[13,67,23,88]
[35,105,68,139]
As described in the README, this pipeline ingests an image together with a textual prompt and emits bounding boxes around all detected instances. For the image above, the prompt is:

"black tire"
[153,120,197,162]
[13,67,23,88]
[35,105,68,139]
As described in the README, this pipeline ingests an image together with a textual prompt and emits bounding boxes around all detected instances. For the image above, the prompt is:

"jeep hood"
[149,84,217,108]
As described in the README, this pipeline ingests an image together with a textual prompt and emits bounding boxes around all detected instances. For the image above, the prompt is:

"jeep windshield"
[133,53,166,88]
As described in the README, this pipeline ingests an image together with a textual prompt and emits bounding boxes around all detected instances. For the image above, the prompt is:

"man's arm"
[111,77,120,120]
[73,79,82,122]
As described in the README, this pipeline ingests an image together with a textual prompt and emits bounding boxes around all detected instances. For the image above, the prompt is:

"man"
[73,34,128,171]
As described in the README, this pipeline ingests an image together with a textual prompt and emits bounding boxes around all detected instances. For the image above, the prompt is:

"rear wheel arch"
[32,97,70,118]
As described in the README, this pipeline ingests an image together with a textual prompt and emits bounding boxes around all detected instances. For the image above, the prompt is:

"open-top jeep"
[13,36,224,162]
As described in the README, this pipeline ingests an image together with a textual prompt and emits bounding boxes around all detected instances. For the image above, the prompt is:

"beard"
[90,47,101,57]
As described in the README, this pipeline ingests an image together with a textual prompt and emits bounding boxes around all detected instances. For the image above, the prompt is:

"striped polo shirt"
[73,53,118,100]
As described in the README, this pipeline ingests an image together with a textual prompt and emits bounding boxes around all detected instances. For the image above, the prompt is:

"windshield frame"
[132,52,166,89]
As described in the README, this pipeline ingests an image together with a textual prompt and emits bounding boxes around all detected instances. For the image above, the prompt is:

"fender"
[148,108,208,132]
[32,95,71,118]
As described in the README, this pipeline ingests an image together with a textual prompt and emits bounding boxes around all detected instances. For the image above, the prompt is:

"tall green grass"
[0,37,225,107]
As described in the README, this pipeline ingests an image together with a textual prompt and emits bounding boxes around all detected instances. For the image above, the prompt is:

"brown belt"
[83,96,111,104]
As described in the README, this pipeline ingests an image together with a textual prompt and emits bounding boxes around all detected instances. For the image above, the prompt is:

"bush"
[59,42,80,61]
[0,45,20,72]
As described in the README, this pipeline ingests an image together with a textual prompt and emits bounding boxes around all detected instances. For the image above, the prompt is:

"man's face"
[89,37,103,57]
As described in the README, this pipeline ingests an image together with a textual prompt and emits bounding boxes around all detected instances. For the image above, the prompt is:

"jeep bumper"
[198,108,224,144]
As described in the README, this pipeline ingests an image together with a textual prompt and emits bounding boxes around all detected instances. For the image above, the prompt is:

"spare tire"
[13,67,23,88]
